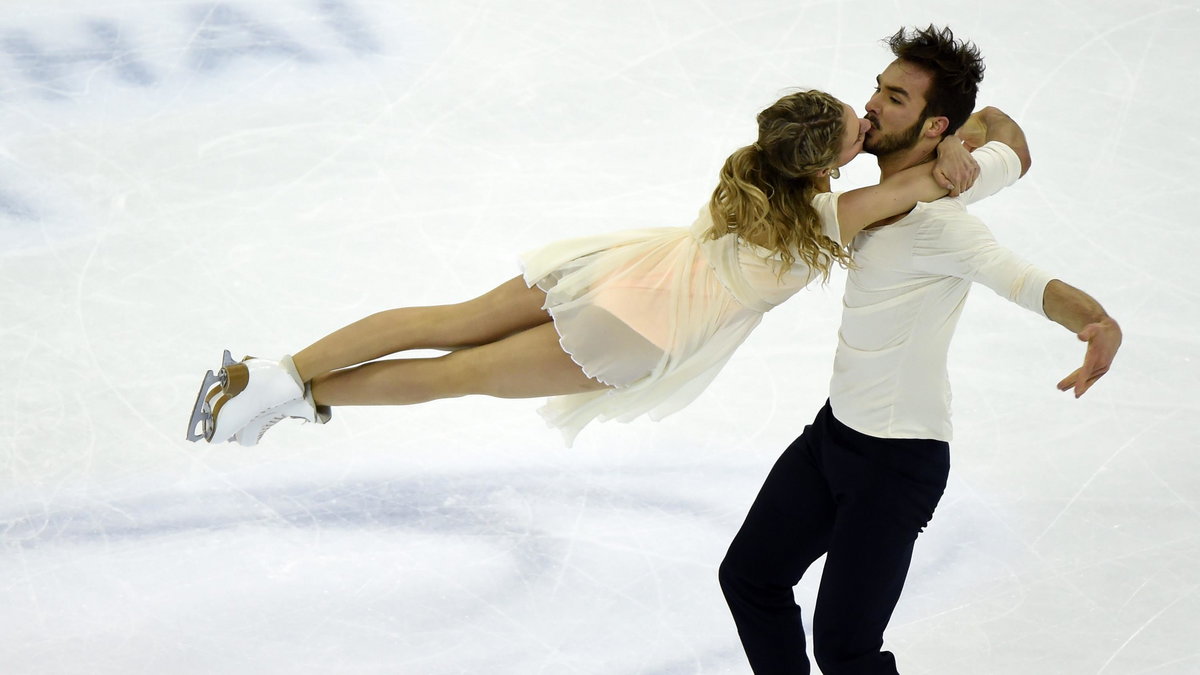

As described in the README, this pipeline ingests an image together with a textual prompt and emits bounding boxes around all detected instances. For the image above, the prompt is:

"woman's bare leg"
[292,276,550,382]
[310,322,605,406]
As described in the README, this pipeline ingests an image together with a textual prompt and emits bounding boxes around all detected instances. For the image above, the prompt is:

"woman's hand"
[933,137,980,197]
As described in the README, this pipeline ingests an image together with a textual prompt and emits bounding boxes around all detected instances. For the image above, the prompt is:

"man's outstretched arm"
[1042,280,1122,398]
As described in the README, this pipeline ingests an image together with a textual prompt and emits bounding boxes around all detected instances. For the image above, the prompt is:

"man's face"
[864,59,932,156]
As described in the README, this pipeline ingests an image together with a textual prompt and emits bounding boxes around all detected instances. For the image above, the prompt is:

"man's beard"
[864,115,925,156]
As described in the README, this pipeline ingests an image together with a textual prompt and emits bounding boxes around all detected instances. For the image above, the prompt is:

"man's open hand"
[1057,317,1122,398]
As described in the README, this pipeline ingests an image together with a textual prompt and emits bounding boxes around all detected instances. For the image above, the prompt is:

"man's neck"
[861,143,940,231]
[876,144,937,180]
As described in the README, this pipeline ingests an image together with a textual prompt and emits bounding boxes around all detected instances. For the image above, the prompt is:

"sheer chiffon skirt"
[520,227,763,446]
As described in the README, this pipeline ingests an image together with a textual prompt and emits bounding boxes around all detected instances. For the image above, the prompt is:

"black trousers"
[719,401,950,675]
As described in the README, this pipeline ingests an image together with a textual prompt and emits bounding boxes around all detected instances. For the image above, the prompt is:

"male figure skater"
[718,26,1122,674]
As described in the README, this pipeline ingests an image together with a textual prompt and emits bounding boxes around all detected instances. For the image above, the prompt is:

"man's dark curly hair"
[886,25,984,135]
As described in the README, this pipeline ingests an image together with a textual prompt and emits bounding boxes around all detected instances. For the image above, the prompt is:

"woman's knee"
[434,349,484,397]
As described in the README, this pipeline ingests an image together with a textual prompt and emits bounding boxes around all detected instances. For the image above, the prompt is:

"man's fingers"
[1075,376,1092,397]
[1058,368,1080,392]
[1060,361,1110,398]
[1075,367,1110,398]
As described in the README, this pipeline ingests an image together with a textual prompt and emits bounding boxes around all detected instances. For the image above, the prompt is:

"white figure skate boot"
[186,351,327,444]
[233,383,330,447]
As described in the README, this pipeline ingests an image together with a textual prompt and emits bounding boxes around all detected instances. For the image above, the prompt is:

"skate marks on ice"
[0,462,748,672]
[0,0,1198,672]
[0,0,393,254]
[0,0,380,101]
[0,182,37,220]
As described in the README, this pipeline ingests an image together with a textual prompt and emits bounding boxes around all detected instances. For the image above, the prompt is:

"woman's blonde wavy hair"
[705,90,851,281]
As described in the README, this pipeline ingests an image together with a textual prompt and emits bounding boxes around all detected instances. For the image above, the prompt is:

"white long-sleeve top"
[829,141,1055,441]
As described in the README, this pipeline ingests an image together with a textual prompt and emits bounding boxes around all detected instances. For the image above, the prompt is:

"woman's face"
[833,103,872,168]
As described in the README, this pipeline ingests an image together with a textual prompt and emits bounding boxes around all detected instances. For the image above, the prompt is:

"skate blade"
[185,368,221,442]
[184,350,239,442]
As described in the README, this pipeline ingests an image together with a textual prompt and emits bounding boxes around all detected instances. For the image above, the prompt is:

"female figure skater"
[186,89,977,447]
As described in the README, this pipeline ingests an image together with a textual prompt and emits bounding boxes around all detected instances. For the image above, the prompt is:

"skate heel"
[220,362,250,397]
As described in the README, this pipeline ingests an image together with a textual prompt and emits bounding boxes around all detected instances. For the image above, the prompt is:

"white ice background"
[1,1,1198,673]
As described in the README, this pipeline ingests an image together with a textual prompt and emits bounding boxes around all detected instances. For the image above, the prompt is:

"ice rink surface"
[1,1,1197,673]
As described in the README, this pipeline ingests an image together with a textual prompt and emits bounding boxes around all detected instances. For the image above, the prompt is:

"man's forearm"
[958,107,1031,176]
[1042,279,1109,332]
[1042,279,1122,397]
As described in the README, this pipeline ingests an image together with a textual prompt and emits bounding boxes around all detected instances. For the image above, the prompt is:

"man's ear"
[925,116,950,138]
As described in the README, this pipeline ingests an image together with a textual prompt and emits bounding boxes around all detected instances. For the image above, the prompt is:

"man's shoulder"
[909,206,996,254]
[899,199,978,228]
[854,202,961,246]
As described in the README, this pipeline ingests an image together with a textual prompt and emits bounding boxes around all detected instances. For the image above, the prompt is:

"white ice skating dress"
[520,192,842,445]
